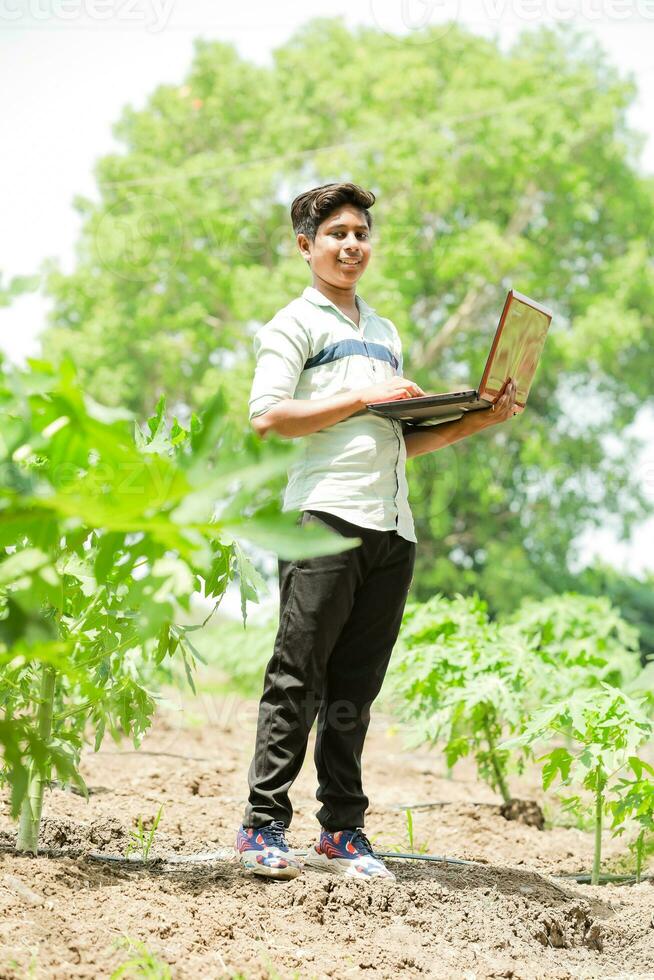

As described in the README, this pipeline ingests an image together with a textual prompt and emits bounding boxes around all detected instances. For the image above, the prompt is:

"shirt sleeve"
[248,314,312,421]
[384,317,404,376]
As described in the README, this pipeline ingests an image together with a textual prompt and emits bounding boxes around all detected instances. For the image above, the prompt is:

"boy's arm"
[254,376,425,439]
[249,311,425,439]
[253,391,366,439]
[403,379,519,459]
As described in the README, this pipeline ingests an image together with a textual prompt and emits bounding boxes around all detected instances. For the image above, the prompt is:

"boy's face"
[297,205,372,290]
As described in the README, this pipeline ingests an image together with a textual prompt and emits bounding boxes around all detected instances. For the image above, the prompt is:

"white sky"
[1,0,653,588]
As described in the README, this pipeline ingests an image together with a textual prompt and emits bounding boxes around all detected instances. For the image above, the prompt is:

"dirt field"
[1,681,654,979]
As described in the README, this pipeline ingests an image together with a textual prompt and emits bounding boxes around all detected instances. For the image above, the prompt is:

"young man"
[235,182,518,881]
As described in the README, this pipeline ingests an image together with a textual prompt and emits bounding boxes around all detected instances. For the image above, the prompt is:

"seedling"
[124,804,164,864]
[385,807,429,855]
[404,806,429,854]
[507,684,653,885]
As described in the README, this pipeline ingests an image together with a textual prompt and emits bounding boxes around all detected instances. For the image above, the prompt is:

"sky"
[2,0,653,612]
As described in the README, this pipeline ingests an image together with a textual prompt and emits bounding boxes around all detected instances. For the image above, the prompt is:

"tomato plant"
[609,757,654,882]
[389,594,541,805]
[0,358,351,853]
[510,685,653,884]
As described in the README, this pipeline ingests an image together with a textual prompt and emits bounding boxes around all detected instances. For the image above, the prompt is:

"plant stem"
[482,714,512,806]
[16,664,57,854]
[635,830,644,884]
[406,808,414,852]
[591,769,603,886]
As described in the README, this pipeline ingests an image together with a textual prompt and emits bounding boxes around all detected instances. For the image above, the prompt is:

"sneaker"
[304,827,395,879]
[235,820,303,880]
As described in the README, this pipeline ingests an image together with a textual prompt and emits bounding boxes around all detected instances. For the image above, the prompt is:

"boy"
[235,182,518,880]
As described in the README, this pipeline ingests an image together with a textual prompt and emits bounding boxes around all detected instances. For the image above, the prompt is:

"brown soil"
[1,684,653,979]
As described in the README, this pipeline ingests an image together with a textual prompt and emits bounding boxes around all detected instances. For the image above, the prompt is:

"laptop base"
[368,390,492,426]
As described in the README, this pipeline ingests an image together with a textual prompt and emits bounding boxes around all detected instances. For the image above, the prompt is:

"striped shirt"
[248,285,417,543]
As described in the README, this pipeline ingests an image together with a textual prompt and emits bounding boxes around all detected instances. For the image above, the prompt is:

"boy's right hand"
[359,377,426,405]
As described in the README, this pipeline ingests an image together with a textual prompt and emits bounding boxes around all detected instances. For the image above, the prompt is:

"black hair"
[290,182,375,241]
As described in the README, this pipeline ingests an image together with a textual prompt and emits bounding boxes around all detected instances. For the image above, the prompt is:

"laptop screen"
[478,290,552,408]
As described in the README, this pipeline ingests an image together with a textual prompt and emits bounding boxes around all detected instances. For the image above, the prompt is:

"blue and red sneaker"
[304,827,395,879]
[235,820,303,880]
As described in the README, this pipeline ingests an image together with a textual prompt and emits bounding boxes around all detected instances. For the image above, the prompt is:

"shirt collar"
[302,285,376,315]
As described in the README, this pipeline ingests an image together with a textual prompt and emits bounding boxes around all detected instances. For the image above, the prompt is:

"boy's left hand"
[485,377,520,426]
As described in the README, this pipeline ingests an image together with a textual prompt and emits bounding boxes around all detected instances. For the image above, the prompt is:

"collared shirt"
[248,285,417,543]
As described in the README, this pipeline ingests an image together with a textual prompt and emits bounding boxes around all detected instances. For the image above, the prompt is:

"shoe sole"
[304,846,395,880]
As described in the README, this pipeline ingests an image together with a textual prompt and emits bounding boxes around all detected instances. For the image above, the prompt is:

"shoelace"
[347,828,375,857]
[261,819,288,848]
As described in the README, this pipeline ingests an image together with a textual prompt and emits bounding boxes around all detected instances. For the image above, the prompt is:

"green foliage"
[576,562,654,663]
[509,592,643,694]
[0,272,40,308]
[510,685,653,884]
[388,594,539,804]
[24,18,653,605]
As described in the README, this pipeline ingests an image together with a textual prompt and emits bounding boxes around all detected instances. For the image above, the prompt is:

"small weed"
[383,807,429,854]
[5,953,38,980]
[124,804,164,863]
[405,807,429,853]
[110,936,172,979]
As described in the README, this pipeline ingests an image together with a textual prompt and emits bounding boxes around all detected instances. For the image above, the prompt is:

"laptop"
[367,289,553,427]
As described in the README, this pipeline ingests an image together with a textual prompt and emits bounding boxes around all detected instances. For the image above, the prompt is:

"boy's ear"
[297,233,311,263]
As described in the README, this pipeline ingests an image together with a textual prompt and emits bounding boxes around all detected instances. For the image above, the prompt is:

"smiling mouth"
[339,259,361,266]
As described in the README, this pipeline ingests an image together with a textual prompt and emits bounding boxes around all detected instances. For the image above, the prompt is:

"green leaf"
[0,548,50,587]
[232,541,267,626]
[540,747,573,789]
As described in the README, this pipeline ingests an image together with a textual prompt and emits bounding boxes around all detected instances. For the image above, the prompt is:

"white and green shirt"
[248,285,416,543]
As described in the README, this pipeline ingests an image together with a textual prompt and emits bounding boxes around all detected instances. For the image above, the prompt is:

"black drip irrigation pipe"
[3,843,649,886]
[556,871,654,885]
[82,848,475,869]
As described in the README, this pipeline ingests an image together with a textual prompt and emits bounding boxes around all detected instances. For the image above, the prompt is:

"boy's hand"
[484,378,520,426]
[360,377,426,405]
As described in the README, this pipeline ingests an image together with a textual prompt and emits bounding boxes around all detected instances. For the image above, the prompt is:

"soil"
[1,682,654,979]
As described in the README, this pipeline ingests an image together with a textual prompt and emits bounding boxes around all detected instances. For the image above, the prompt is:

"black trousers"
[243,509,416,831]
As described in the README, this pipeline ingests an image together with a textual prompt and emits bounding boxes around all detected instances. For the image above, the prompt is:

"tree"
[31,18,654,603]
